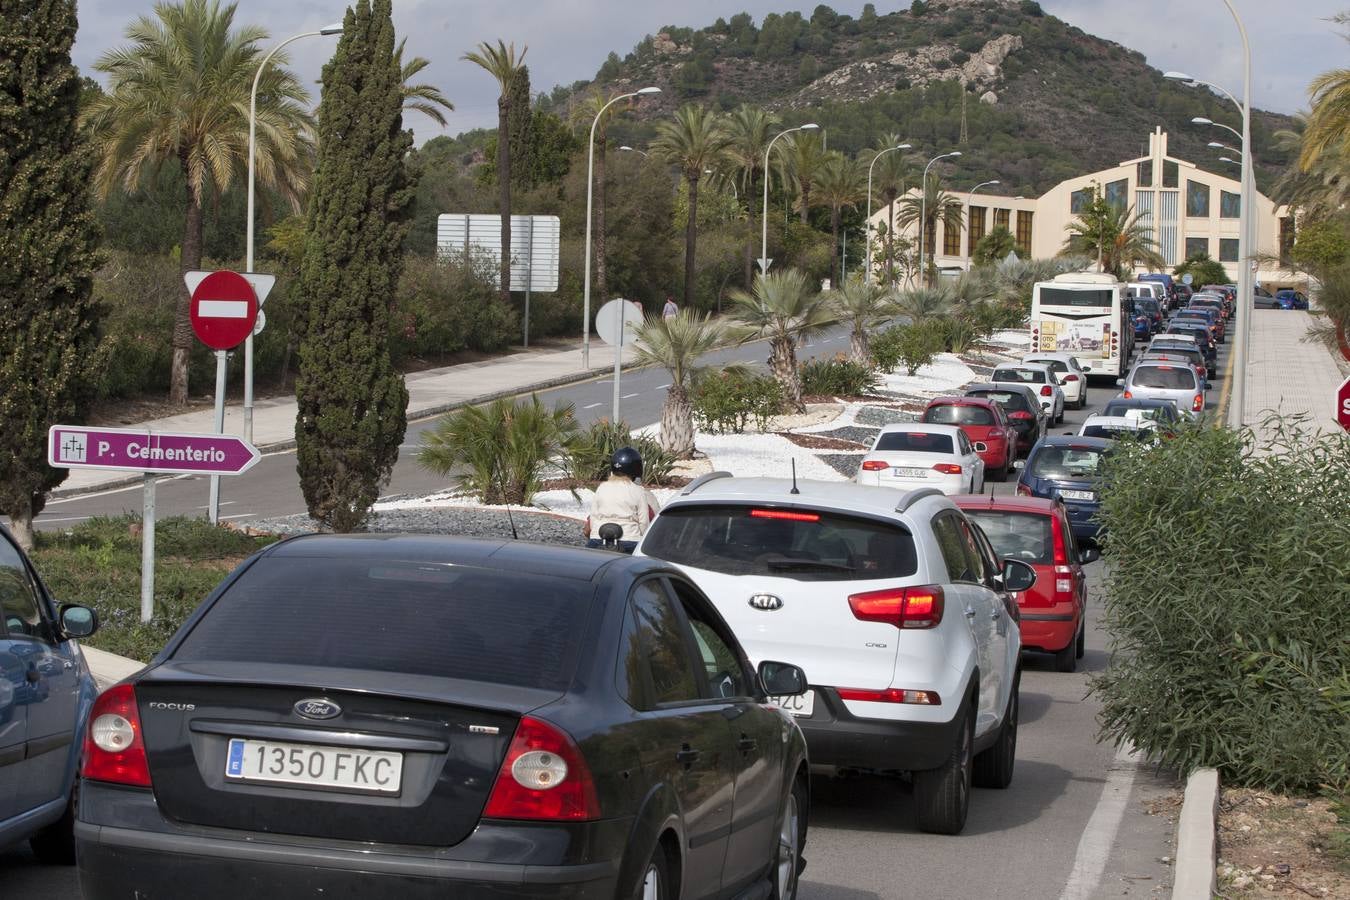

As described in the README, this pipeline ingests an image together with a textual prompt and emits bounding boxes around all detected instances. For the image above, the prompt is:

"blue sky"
[72,0,1344,142]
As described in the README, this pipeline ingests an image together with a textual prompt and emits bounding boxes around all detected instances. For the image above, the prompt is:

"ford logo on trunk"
[748,593,783,611]
[294,698,341,720]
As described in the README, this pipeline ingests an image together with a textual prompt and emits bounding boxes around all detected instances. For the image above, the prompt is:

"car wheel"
[913,698,973,835]
[637,844,673,900]
[1054,634,1078,672]
[990,460,1007,483]
[1076,621,1086,660]
[29,780,77,865]
[770,778,807,900]
[973,673,1018,789]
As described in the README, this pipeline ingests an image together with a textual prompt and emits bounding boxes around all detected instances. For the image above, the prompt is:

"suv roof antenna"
[789,458,800,495]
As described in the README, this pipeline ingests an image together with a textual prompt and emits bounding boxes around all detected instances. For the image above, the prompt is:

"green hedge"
[1092,418,1350,791]
[691,368,784,434]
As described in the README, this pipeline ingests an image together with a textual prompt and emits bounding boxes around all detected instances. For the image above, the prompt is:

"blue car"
[1,523,100,864]
[1276,289,1309,310]
[1015,436,1115,543]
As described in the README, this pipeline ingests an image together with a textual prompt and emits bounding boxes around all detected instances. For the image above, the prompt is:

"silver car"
[1117,362,1206,419]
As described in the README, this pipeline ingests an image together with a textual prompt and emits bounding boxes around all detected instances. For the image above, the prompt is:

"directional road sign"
[1338,376,1350,432]
[187,270,258,350]
[48,425,261,476]
[595,298,644,347]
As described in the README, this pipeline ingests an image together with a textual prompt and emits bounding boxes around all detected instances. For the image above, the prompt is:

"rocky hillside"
[569,0,1293,195]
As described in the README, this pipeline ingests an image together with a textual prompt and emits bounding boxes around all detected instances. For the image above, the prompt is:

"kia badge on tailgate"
[749,593,784,611]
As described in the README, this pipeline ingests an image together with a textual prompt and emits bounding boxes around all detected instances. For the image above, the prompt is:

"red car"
[954,495,1100,672]
[921,397,1018,481]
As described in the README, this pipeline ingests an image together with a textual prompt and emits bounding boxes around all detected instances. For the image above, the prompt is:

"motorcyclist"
[584,447,655,552]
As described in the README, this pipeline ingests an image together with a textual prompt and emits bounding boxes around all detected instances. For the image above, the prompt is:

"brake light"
[1050,511,1068,566]
[848,585,945,629]
[837,688,941,705]
[1064,374,1079,383]
[1016,483,1033,496]
[859,460,889,472]
[750,509,820,522]
[1009,410,1034,421]
[1040,385,1053,396]
[1192,394,1204,412]
[483,717,600,821]
[82,683,152,787]
[932,463,963,475]
[1122,390,1133,399]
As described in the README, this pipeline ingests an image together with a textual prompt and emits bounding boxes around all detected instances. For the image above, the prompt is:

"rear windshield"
[1081,424,1135,439]
[1038,287,1114,308]
[923,404,994,426]
[875,431,955,454]
[1136,300,1160,314]
[642,505,919,582]
[1029,446,1107,480]
[1102,402,1171,421]
[1025,358,1069,375]
[963,510,1053,566]
[969,389,1032,413]
[172,558,591,690]
[992,367,1046,384]
[1132,366,1196,389]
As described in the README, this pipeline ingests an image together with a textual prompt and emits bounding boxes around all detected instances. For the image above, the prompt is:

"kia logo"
[748,593,784,611]
[294,698,341,720]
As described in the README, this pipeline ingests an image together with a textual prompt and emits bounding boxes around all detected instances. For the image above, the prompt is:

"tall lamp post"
[864,142,911,285]
[244,21,344,446]
[618,145,648,158]
[761,123,819,276]
[966,179,999,267]
[582,87,660,370]
[918,150,961,287]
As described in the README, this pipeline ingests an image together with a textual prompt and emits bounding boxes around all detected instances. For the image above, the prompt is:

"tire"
[990,460,1008,483]
[1076,621,1086,660]
[636,843,672,900]
[29,781,77,865]
[913,699,973,835]
[1054,635,1077,672]
[770,778,807,900]
[973,673,1019,789]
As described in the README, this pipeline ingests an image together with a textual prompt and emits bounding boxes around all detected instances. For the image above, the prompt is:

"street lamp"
[918,151,961,286]
[1219,157,1242,166]
[966,180,999,269]
[705,168,737,200]
[760,123,819,277]
[864,142,912,284]
[582,86,660,370]
[618,145,648,158]
[242,21,343,447]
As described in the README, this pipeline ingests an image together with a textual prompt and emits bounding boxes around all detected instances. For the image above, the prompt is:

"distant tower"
[959,79,969,145]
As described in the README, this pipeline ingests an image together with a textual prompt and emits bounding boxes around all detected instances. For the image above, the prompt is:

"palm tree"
[395,39,454,125]
[463,39,527,304]
[896,175,964,287]
[973,226,1017,266]
[633,312,742,458]
[1061,189,1163,279]
[815,152,864,287]
[782,129,827,224]
[85,0,312,405]
[1300,17,1350,176]
[829,276,895,363]
[653,104,731,310]
[1273,115,1349,222]
[723,105,777,289]
[570,89,627,304]
[728,269,833,412]
[894,286,954,325]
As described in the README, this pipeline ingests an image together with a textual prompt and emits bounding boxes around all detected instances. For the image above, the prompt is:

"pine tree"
[294,0,414,532]
[0,0,105,550]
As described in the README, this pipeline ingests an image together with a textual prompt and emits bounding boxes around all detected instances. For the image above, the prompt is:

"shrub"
[872,322,945,376]
[691,368,784,434]
[566,419,679,487]
[799,356,879,397]
[392,254,518,364]
[417,395,577,505]
[1092,418,1350,792]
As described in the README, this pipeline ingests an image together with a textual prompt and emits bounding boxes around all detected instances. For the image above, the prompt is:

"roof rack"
[680,471,733,496]
[894,487,944,513]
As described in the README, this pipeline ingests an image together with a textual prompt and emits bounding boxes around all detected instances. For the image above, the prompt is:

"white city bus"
[1030,272,1133,381]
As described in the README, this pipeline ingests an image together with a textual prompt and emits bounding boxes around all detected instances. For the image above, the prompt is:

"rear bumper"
[1018,608,1078,653]
[795,688,963,773]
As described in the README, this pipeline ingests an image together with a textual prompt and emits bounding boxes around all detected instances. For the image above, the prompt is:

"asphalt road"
[3,321,1223,897]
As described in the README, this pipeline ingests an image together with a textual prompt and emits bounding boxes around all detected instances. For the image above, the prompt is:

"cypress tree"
[506,65,533,191]
[0,0,105,550]
[295,0,414,532]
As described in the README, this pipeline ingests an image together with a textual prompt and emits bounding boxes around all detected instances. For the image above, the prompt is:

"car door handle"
[26,669,41,683]
[964,607,977,619]
[990,608,1001,620]
[675,745,701,767]
[737,735,758,754]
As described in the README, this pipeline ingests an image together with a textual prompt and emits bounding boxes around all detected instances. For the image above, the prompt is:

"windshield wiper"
[764,557,855,572]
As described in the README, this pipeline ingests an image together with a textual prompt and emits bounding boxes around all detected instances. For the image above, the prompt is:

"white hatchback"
[1021,353,1091,410]
[989,363,1066,425]
[854,423,985,495]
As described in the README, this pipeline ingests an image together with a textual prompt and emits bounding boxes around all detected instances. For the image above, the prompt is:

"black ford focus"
[76,535,810,899]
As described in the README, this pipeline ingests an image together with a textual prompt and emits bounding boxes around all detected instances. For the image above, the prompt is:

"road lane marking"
[1214,341,1237,424]
[35,515,92,524]
[46,473,194,504]
[196,501,236,509]
[219,513,254,520]
[1058,741,1141,900]
[583,403,602,410]
[657,384,671,390]
[621,393,639,399]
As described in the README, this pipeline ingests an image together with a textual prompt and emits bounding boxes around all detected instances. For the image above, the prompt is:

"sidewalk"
[55,338,639,496]
[1242,309,1349,442]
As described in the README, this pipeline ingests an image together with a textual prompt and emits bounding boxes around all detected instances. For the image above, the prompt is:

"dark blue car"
[1,523,100,864]
[1276,289,1310,310]
[1015,436,1115,543]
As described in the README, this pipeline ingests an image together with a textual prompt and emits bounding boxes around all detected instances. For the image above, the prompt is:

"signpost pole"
[524,217,534,348]
[611,300,624,422]
[141,474,156,623]
[208,350,227,524]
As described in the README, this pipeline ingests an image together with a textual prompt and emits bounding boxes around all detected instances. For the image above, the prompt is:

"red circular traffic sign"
[190,270,258,350]
[1338,375,1350,433]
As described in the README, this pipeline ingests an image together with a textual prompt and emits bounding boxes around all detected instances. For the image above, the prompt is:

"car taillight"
[836,688,941,705]
[860,460,889,471]
[750,509,819,522]
[1064,374,1079,383]
[848,585,945,629]
[483,717,600,821]
[1016,483,1033,496]
[932,463,963,475]
[1040,385,1053,396]
[1122,390,1133,399]
[1192,394,1204,412]
[1009,410,1033,421]
[1051,511,1068,566]
[82,683,152,787]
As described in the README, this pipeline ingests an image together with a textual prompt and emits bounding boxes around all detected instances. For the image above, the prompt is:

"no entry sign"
[189,270,258,350]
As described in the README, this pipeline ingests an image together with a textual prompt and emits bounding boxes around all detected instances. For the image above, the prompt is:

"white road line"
[45,473,194,504]
[219,513,254,520]
[621,393,639,399]
[657,384,671,390]
[36,515,92,524]
[583,403,602,410]
[196,501,236,509]
[1058,742,1140,900]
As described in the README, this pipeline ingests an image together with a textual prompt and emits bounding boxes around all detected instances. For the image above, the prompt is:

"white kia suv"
[635,474,1034,835]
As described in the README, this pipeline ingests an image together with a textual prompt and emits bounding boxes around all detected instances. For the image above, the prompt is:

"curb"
[50,358,647,499]
[80,643,145,693]
[1171,767,1220,900]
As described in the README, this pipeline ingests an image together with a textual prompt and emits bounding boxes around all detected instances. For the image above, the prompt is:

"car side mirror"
[973,441,988,453]
[1115,378,1125,387]
[1012,459,1025,470]
[1079,547,1101,564]
[1081,365,1092,371]
[1002,559,1037,593]
[758,661,808,697]
[59,604,98,639]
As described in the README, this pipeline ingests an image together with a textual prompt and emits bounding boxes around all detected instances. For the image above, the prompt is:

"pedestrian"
[662,295,679,319]
[583,447,651,553]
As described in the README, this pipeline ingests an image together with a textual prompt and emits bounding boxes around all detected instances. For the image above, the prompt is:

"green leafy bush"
[691,368,784,434]
[418,395,577,504]
[392,254,518,364]
[799,356,879,397]
[1092,418,1350,792]
[872,322,945,376]
[566,419,679,487]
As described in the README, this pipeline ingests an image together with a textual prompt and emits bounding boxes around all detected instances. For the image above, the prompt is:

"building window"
[1015,210,1033,256]
[994,207,1010,232]
[1279,216,1296,265]
[1219,238,1240,262]
[1186,180,1210,217]
[968,205,987,256]
[1162,160,1179,188]
[1220,190,1241,218]
[1137,160,1153,187]
[943,219,962,256]
[1105,179,1128,211]
[1185,237,1210,260]
[1070,188,1093,214]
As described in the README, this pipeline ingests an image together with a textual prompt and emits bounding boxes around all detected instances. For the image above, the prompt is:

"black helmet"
[611,446,643,480]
